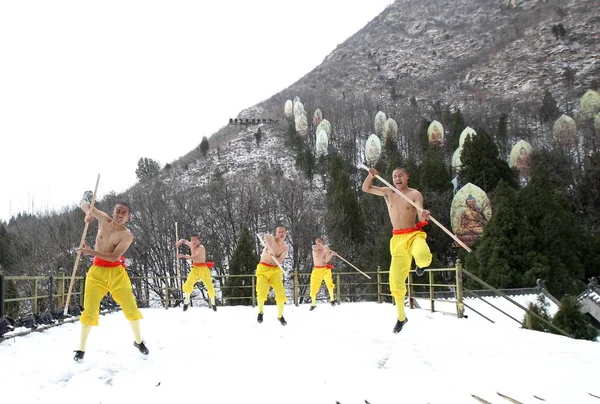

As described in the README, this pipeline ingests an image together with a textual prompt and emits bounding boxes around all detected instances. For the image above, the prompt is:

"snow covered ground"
[1,302,599,404]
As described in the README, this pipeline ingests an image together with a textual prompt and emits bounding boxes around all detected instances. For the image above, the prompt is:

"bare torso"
[384,187,421,230]
[260,240,287,266]
[190,244,206,264]
[95,221,131,256]
[312,245,331,267]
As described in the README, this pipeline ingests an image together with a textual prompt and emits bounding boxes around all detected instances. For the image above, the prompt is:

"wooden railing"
[0,261,571,339]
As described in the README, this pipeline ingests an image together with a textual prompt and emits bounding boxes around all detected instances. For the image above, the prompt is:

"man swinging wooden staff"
[360,164,435,334]
[73,196,149,361]
[255,227,289,326]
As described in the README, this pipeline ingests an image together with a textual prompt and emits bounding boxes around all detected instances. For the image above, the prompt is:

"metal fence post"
[0,268,5,318]
[377,266,382,304]
[456,259,464,318]
[336,273,341,304]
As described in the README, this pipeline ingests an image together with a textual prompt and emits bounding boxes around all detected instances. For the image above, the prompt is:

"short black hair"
[393,167,410,175]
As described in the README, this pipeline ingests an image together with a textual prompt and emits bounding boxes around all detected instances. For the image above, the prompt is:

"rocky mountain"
[167,0,599,177]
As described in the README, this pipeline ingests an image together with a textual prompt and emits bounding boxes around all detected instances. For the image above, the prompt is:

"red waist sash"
[93,256,126,268]
[393,221,429,235]
[259,261,279,268]
[193,262,215,268]
[314,264,334,269]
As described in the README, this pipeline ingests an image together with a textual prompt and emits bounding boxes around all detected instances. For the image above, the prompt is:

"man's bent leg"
[182,267,202,294]
[411,233,433,270]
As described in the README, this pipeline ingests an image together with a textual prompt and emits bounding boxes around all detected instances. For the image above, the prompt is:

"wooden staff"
[175,222,181,290]
[256,233,289,276]
[358,163,472,253]
[63,174,101,316]
[332,251,371,279]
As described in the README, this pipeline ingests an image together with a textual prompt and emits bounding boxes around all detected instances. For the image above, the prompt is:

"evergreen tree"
[495,113,509,156]
[4,279,19,318]
[135,157,160,180]
[552,295,599,341]
[529,149,577,193]
[465,180,529,288]
[326,154,365,247]
[518,165,586,296]
[199,136,209,157]
[445,109,465,153]
[419,148,451,193]
[224,228,258,306]
[540,90,561,122]
[255,127,262,146]
[459,128,519,193]
[578,154,600,232]
[419,118,431,154]
[523,295,553,333]
[0,223,14,269]
[418,148,454,265]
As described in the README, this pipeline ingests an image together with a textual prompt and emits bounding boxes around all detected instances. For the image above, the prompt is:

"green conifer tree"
[459,128,519,192]
[465,180,528,288]
[199,136,209,157]
[224,228,258,306]
[552,295,599,341]
[518,165,586,296]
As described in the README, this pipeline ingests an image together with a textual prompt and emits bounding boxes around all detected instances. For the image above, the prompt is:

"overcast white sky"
[0,1,392,222]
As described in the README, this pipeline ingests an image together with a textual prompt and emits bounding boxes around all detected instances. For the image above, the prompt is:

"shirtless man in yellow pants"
[362,167,432,333]
[75,201,148,361]
[309,237,336,310]
[256,226,289,325]
[177,236,217,312]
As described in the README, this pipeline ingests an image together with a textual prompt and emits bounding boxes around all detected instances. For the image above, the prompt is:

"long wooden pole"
[358,164,472,253]
[63,174,100,316]
[332,252,371,279]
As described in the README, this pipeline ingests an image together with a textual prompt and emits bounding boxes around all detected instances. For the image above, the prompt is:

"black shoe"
[183,304,189,312]
[211,302,217,312]
[278,316,287,326]
[134,341,149,355]
[416,267,425,277]
[393,318,408,334]
[257,312,263,323]
[331,300,336,306]
[73,350,85,362]
[309,305,316,311]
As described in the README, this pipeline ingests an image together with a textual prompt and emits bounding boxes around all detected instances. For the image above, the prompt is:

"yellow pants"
[389,231,432,321]
[309,267,335,303]
[255,263,287,304]
[182,264,216,298]
[80,265,143,326]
